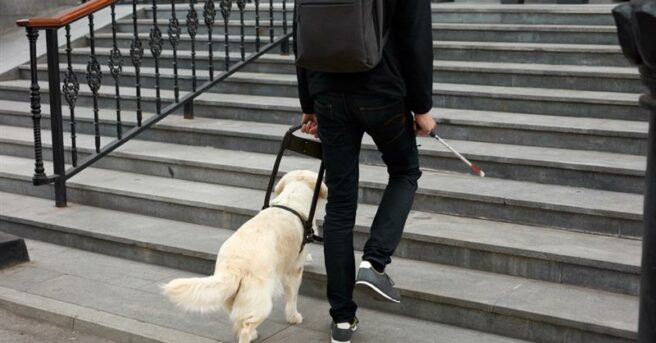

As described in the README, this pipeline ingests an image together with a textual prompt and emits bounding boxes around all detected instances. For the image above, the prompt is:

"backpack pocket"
[296,0,381,73]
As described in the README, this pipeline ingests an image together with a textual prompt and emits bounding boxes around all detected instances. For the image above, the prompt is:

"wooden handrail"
[16,0,119,29]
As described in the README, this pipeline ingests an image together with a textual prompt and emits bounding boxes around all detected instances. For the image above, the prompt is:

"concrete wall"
[0,0,79,17]
[0,0,79,32]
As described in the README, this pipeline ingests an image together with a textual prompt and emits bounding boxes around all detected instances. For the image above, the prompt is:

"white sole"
[331,323,357,343]
[355,280,401,304]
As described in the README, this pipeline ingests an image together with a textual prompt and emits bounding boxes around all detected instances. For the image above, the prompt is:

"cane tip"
[471,165,485,178]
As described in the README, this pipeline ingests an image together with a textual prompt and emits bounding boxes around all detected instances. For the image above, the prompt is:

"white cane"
[429,131,485,178]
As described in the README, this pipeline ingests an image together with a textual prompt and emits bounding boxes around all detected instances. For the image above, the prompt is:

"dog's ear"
[274,172,292,195]
[301,171,328,199]
[275,170,306,194]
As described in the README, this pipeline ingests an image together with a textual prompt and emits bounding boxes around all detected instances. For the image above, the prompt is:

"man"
[295,1,436,342]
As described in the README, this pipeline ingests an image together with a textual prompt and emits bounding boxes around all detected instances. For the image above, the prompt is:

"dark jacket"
[294,0,434,115]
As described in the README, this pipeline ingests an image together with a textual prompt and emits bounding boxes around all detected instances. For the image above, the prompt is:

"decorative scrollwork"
[108,47,123,80]
[236,0,245,11]
[62,70,79,107]
[130,37,144,67]
[168,16,181,47]
[86,57,102,94]
[220,0,232,19]
[204,0,216,26]
[187,3,199,37]
[149,26,163,57]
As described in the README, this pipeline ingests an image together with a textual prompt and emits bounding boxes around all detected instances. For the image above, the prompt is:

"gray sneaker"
[355,261,401,303]
[331,318,358,343]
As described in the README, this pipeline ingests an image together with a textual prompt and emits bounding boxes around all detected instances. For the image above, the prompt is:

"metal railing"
[16,0,292,207]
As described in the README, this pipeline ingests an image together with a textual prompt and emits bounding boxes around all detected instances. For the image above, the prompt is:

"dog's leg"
[238,321,262,343]
[232,278,273,343]
[283,266,304,324]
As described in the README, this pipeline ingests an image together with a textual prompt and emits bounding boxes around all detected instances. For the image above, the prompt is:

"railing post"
[149,0,163,114]
[280,0,289,55]
[203,0,216,81]
[184,101,194,119]
[613,2,656,342]
[45,28,67,207]
[26,28,47,186]
[27,27,48,185]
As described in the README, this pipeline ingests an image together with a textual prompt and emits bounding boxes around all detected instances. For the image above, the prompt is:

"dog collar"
[270,204,307,223]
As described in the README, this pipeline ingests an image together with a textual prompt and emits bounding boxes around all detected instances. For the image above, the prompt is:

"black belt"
[270,204,323,253]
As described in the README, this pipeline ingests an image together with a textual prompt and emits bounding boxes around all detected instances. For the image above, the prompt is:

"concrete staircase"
[0,2,645,343]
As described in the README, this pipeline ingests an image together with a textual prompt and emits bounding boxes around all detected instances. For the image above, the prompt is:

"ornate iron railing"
[16,0,292,207]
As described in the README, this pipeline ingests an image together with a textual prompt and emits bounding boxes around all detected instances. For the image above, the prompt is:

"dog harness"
[262,125,326,254]
[270,204,323,253]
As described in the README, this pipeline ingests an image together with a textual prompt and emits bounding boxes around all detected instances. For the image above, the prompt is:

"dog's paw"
[286,312,304,324]
[251,330,259,341]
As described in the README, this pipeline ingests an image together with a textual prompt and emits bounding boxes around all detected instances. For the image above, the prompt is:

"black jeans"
[314,93,422,323]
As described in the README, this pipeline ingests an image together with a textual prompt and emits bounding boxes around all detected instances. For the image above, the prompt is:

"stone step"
[434,61,643,93]
[0,199,638,343]
[142,3,617,26]
[92,32,278,53]
[0,238,532,343]
[111,19,618,45]
[433,82,645,121]
[89,31,631,68]
[0,77,648,194]
[0,152,643,238]
[109,18,307,38]
[4,83,649,156]
[432,23,618,45]
[436,108,648,155]
[57,47,296,74]
[140,2,294,22]
[57,48,645,93]
[15,64,647,122]
[435,41,628,67]
[89,33,627,67]
[430,4,616,25]
[0,88,647,194]
[27,63,301,99]
[0,126,643,295]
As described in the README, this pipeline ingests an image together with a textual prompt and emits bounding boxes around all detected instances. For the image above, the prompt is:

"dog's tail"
[162,266,240,313]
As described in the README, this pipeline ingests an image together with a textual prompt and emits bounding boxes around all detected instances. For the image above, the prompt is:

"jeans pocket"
[314,100,333,117]
[358,99,408,146]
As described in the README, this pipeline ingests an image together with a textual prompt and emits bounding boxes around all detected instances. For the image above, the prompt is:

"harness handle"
[262,125,301,210]
[304,161,326,247]
[262,125,326,251]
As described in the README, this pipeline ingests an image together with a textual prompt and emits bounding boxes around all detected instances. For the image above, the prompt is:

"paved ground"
[0,239,526,343]
[0,307,117,343]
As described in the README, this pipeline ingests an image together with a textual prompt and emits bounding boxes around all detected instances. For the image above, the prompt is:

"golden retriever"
[162,170,327,343]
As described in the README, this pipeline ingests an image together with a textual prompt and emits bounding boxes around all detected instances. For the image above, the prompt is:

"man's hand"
[301,113,319,138]
[414,113,437,137]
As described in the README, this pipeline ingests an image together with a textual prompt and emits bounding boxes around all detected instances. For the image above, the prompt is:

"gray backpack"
[294,0,387,73]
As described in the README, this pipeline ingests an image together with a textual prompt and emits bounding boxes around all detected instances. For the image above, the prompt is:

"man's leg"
[355,96,422,270]
[314,94,364,323]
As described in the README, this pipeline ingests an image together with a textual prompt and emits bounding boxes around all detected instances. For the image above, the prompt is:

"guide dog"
[162,170,327,343]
